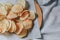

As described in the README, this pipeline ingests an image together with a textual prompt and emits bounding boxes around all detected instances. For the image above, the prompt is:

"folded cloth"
[31,0,60,40]
[37,0,60,40]
[43,32,60,40]
[40,0,60,34]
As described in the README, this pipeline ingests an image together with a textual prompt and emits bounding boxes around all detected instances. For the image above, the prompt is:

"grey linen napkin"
[32,0,60,40]
[37,0,60,40]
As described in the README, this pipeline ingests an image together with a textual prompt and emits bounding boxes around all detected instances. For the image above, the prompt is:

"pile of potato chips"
[0,1,35,38]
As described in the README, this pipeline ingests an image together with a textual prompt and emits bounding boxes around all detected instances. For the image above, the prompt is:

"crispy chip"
[17,0,26,8]
[9,21,16,33]
[11,4,23,13]
[15,22,23,34]
[28,10,35,20]
[0,19,9,33]
[6,20,11,31]
[20,10,29,20]
[5,3,12,11]
[0,6,7,16]
[7,11,18,19]
[17,29,27,38]
[23,19,32,29]
[0,15,6,21]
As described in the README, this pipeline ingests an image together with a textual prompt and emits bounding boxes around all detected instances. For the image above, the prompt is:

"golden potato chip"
[11,4,23,13]
[23,19,32,29]
[5,3,12,11]
[2,19,11,32]
[0,24,3,33]
[7,11,18,19]
[20,10,29,20]
[28,10,35,20]
[0,28,2,33]
[6,20,11,31]
[0,19,9,33]
[15,22,23,35]
[2,24,7,33]
[17,29,27,38]
[17,0,26,8]
[0,6,7,16]
[0,15,6,21]
[9,21,16,33]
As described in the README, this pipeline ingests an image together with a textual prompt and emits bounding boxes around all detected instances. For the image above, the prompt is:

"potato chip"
[17,0,26,8]
[15,22,23,34]
[7,11,18,19]
[9,21,16,33]
[11,4,23,13]
[28,10,35,20]
[0,15,6,21]
[0,19,9,33]
[0,6,7,16]
[20,10,29,20]
[17,29,27,38]
[23,19,32,29]
[5,3,12,11]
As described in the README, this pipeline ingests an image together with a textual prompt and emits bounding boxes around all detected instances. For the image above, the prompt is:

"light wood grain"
[34,0,43,28]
